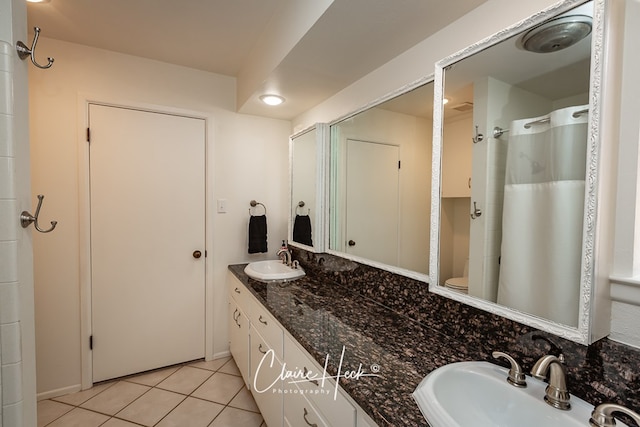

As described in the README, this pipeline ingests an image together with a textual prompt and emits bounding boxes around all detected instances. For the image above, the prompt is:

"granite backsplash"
[288,246,640,418]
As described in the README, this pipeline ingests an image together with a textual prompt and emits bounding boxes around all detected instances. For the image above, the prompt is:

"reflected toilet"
[445,259,469,293]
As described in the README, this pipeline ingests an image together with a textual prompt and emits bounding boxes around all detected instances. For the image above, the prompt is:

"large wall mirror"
[430,0,607,344]
[328,78,434,280]
[289,124,328,252]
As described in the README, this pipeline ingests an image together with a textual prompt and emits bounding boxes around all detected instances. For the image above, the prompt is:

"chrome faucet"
[589,403,640,427]
[492,351,527,387]
[530,354,571,410]
[277,242,292,266]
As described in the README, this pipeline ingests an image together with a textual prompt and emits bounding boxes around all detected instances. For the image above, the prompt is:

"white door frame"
[77,95,215,389]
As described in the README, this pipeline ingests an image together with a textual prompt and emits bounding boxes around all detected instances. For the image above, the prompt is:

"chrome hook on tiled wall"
[21,194,58,233]
[16,26,55,69]
[470,201,482,220]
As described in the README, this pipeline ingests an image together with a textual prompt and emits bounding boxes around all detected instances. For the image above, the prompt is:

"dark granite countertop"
[229,249,640,427]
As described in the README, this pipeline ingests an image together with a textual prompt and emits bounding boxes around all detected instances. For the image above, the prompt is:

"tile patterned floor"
[37,357,266,427]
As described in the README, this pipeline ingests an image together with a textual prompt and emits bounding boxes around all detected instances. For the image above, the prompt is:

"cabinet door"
[442,114,473,198]
[284,384,329,427]
[283,336,355,426]
[251,326,283,427]
[229,299,250,385]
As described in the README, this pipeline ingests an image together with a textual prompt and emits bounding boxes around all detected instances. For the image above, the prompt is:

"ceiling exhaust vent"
[451,102,474,112]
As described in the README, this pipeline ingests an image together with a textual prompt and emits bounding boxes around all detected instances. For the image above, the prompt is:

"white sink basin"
[413,361,626,427]
[244,260,305,281]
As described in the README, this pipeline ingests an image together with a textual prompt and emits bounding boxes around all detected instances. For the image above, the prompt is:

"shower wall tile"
[0,200,17,241]
[0,156,15,199]
[0,114,12,158]
[0,324,21,364]
[1,362,22,405]
[0,70,11,116]
[0,242,18,283]
[0,283,19,325]
[1,401,22,427]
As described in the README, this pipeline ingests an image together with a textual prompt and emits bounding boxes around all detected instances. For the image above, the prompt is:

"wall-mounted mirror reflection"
[436,0,595,329]
[329,81,434,278]
[289,124,327,252]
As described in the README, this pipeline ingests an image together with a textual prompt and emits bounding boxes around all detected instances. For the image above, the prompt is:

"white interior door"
[345,139,399,265]
[89,104,206,382]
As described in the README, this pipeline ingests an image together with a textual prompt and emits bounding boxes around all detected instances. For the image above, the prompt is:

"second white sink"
[244,260,305,281]
[412,361,626,427]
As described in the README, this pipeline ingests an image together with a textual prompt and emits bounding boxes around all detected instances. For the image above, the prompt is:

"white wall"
[1,0,37,425]
[28,37,291,397]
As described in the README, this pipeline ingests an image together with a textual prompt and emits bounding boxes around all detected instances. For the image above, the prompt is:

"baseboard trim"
[37,384,82,401]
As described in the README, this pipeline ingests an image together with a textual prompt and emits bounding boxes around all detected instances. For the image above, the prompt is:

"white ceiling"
[27,0,488,120]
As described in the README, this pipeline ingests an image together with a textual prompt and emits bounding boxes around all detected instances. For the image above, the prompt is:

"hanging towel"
[248,215,268,253]
[293,214,313,246]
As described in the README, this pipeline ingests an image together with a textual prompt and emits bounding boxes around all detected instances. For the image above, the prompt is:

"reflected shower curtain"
[497,105,588,327]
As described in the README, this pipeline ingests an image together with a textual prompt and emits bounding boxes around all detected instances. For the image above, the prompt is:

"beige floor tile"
[52,382,115,407]
[124,366,180,387]
[156,397,225,427]
[102,419,141,427]
[156,366,213,395]
[37,399,74,427]
[45,407,110,427]
[191,372,245,405]
[80,381,150,415]
[218,358,241,376]
[209,406,264,427]
[189,357,231,372]
[228,387,259,413]
[116,387,185,426]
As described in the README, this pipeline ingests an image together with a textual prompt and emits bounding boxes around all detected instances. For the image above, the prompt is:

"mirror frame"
[288,123,329,253]
[325,75,435,282]
[429,0,606,344]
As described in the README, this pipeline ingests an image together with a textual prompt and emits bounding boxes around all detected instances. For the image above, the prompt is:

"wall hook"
[470,201,482,219]
[21,195,58,233]
[472,125,484,144]
[16,27,55,69]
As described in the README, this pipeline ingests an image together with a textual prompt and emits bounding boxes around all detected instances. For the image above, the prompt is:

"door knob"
[348,240,356,247]
[193,250,202,259]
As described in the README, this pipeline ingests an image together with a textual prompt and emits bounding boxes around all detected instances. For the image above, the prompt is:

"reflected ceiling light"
[443,98,449,105]
[26,0,51,3]
[260,94,285,106]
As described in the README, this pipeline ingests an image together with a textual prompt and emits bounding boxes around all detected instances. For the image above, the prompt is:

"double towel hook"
[21,195,58,233]
[16,27,55,69]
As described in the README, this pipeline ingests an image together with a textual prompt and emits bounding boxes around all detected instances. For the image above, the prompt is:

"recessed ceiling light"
[260,94,285,106]
[26,0,51,3]
[443,98,449,105]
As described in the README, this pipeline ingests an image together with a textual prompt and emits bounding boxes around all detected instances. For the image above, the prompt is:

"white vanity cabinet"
[227,272,377,427]
[283,335,356,426]
[250,324,284,427]
[228,288,250,385]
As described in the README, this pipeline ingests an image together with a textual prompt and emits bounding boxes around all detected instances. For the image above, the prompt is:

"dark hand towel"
[293,214,313,246]
[248,215,268,253]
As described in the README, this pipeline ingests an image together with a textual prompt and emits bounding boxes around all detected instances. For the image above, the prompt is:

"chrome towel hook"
[21,195,58,233]
[472,125,484,144]
[470,201,482,219]
[16,27,55,69]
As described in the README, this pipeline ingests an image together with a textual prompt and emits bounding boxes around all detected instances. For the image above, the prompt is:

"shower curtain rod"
[494,108,590,138]
[524,108,589,129]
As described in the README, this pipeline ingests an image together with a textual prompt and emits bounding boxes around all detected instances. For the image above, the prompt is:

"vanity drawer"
[228,273,253,313]
[250,325,283,427]
[283,335,355,427]
[251,297,284,359]
[284,384,329,427]
[228,298,250,385]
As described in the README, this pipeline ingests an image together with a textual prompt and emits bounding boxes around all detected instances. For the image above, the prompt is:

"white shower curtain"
[497,105,588,327]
